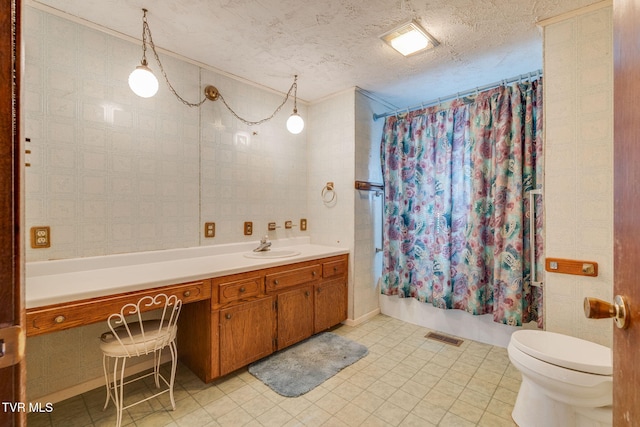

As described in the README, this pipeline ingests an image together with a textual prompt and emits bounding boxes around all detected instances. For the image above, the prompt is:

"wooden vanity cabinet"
[219,296,274,376]
[314,279,347,333]
[314,257,349,333]
[178,254,348,383]
[274,285,314,350]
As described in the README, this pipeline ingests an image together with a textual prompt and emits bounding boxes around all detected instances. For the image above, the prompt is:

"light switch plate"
[300,218,307,231]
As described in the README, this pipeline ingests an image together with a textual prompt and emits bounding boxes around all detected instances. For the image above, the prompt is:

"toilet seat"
[510,330,612,375]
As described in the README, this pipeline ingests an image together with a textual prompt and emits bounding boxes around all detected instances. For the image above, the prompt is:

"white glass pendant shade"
[128,64,159,98]
[286,112,304,134]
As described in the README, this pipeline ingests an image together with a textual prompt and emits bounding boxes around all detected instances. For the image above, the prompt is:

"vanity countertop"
[26,238,348,309]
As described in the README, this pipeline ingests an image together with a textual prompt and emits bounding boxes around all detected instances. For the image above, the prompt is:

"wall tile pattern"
[24,7,308,261]
[543,6,613,346]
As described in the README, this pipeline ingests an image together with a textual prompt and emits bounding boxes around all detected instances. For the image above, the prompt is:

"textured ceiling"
[31,0,600,108]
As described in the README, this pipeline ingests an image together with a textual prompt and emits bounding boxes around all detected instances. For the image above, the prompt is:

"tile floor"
[28,314,520,427]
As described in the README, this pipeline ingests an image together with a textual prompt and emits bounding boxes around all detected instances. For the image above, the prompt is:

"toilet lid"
[510,330,612,375]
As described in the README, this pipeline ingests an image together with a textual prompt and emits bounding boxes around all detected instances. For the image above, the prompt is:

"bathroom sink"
[243,250,301,259]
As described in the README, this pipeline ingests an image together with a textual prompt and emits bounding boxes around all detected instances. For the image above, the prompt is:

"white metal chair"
[100,293,182,427]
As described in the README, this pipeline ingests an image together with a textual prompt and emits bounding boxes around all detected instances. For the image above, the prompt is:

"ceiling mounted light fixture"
[129,9,303,134]
[380,20,439,57]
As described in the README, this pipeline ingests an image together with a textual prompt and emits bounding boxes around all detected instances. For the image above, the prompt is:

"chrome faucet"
[253,235,272,252]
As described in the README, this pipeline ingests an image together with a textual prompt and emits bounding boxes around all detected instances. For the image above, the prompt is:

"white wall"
[541,4,613,347]
[307,89,356,318]
[353,91,385,322]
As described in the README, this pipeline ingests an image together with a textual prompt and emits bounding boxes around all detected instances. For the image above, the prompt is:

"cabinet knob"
[274,279,279,285]
[305,291,310,297]
[312,271,317,277]
[239,286,246,293]
[317,287,322,294]
[183,290,191,297]
[334,266,338,272]
[225,313,232,320]
[54,315,66,324]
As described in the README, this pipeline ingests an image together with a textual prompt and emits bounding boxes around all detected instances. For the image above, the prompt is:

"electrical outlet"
[285,220,293,229]
[300,218,307,231]
[244,221,253,235]
[204,222,215,238]
[268,222,277,231]
[30,226,51,248]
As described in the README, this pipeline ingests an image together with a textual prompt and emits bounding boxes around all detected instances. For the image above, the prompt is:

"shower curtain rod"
[373,69,543,121]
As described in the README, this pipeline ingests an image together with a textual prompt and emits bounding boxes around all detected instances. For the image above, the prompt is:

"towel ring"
[321,182,336,205]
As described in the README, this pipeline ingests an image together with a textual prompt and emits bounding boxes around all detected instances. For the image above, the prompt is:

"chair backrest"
[103,293,182,357]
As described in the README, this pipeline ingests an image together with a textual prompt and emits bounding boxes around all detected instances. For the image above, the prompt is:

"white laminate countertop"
[26,237,349,309]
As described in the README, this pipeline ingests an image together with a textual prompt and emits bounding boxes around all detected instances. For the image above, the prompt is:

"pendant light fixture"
[286,75,304,134]
[128,9,158,98]
[128,9,303,134]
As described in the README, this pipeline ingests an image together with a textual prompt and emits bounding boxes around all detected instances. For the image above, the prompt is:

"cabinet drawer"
[266,264,322,291]
[218,276,263,304]
[323,259,347,278]
[26,279,211,337]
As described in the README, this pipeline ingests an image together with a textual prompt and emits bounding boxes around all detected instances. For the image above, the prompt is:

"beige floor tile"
[410,399,447,424]
[387,388,421,412]
[278,395,313,417]
[486,397,516,421]
[373,400,409,426]
[215,406,255,427]
[242,393,278,418]
[398,412,437,426]
[478,411,518,427]
[457,387,492,410]
[439,411,478,427]
[295,404,332,427]
[255,405,295,427]
[448,399,485,423]
[334,402,371,426]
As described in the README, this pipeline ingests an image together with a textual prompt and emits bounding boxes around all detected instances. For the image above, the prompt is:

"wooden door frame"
[0,0,25,426]
[613,0,640,425]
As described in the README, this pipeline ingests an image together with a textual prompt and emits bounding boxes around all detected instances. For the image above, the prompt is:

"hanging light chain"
[142,10,207,107]
[140,9,300,124]
[216,77,297,126]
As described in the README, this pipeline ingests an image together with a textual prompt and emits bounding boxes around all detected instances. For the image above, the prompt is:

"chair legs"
[101,340,179,425]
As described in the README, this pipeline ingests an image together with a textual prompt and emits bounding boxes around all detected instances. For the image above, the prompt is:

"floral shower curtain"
[380,79,543,327]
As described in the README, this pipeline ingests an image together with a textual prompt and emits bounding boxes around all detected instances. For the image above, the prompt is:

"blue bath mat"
[248,332,368,397]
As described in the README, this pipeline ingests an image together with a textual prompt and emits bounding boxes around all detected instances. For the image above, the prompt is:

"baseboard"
[343,307,381,327]
[30,353,171,405]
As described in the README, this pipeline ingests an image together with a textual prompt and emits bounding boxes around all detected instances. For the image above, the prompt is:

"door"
[613,1,640,424]
[314,279,347,333]
[0,1,26,426]
[219,297,274,376]
[276,285,314,350]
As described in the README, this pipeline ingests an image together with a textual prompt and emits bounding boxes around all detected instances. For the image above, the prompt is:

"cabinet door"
[314,279,347,333]
[219,297,274,376]
[277,285,314,350]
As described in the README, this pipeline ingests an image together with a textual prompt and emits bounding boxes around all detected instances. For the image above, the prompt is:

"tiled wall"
[24,6,307,262]
[307,90,356,318]
[542,5,613,347]
[353,91,385,321]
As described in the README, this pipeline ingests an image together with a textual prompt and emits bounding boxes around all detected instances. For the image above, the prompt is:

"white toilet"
[507,330,612,427]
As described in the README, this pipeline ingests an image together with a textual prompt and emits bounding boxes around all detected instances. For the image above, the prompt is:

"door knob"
[584,295,630,329]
